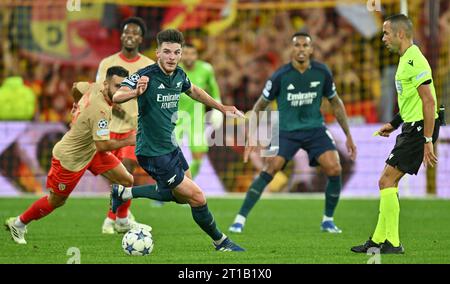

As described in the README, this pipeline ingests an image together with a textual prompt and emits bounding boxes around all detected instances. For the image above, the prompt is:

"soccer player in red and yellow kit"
[5,66,150,244]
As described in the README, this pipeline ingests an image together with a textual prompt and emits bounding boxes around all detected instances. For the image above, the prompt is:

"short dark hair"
[292,32,312,41]
[385,14,413,38]
[157,29,185,47]
[121,17,147,37]
[106,66,129,79]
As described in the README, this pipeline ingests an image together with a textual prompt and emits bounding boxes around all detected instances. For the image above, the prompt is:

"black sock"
[131,184,176,202]
[191,203,223,241]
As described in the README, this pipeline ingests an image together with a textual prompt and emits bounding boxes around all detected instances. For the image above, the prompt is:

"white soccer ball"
[121,228,154,256]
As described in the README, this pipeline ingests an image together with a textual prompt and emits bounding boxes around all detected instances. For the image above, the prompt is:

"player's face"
[382,21,400,53]
[292,36,313,64]
[121,24,143,51]
[105,75,125,101]
[181,46,198,68]
[156,42,182,74]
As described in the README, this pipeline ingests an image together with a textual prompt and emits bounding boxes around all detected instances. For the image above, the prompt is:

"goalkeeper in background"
[177,42,223,179]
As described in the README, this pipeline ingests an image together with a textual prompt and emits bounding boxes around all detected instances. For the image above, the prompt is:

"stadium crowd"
[0,2,448,125]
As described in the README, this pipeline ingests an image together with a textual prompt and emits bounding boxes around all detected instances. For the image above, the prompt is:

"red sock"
[107,209,116,220]
[20,196,54,224]
[116,200,132,218]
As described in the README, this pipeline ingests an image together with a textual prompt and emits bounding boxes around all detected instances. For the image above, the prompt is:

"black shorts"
[386,119,440,175]
[277,127,337,167]
[137,147,189,191]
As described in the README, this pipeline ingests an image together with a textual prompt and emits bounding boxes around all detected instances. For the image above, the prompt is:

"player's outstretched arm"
[186,84,244,118]
[244,96,271,163]
[329,95,357,161]
[95,134,136,152]
[113,86,137,103]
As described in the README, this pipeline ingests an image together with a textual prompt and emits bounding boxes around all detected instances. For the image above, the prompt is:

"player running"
[111,29,245,251]
[5,66,150,244]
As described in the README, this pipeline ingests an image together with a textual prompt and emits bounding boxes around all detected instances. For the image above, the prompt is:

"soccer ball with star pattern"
[121,228,154,256]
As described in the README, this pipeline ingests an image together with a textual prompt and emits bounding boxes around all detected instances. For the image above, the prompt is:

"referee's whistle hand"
[378,123,394,137]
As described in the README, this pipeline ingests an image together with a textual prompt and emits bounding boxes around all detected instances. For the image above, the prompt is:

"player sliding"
[5,66,151,244]
[110,29,246,251]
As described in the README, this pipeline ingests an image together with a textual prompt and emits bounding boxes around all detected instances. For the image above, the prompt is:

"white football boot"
[5,217,27,244]
[115,219,152,233]
[101,217,116,234]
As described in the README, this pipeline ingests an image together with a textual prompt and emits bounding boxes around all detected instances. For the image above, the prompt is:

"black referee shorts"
[386,119,440,175]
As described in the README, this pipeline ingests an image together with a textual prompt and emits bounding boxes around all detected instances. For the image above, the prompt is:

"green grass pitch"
[1,196,450,264]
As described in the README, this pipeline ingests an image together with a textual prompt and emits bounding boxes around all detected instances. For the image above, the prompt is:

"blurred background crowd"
[0,0,449,194]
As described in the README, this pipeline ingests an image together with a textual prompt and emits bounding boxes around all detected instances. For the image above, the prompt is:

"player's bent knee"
[378,176,394,189]
[190,190,206,207]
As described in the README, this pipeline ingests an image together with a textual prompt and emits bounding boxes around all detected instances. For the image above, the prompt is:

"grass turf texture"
[1,197,450,264]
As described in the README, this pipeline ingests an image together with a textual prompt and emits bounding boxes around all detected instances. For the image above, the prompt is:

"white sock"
[322,215,334,222]
[14,217,26,228]
[234,214,246,225]
[122,187,133,200]
[116,217,129,225]
[213,234,228,245]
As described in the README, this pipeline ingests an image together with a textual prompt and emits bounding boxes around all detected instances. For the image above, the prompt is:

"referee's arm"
[418,81,437,167]
[417,81,435,139]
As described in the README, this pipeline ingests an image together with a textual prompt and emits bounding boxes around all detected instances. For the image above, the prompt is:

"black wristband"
[390,113,403,129]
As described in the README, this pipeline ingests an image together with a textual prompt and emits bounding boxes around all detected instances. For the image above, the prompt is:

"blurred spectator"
[439,4,450,108]
[38,64,73,124]
[0,2,446,127]
[230,55,274,112]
